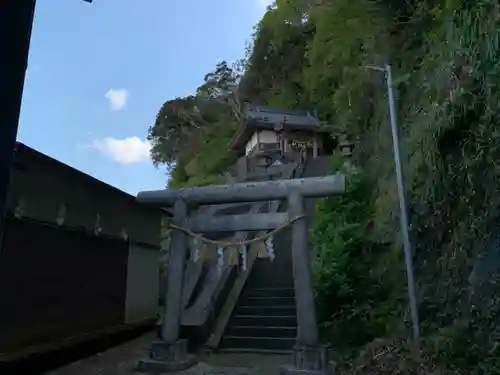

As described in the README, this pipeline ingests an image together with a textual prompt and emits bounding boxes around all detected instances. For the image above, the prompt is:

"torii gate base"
[282,346,333,375]
[135,175,345,374]
[136,339,197,373]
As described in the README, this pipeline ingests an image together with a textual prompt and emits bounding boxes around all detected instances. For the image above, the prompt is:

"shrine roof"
[229,105,331,151]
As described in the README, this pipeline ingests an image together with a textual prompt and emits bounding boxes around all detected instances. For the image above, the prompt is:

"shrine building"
[229,105,337,161]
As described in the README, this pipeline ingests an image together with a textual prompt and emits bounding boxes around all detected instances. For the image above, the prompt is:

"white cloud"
[92,136,151,164]
[105,89,129,111]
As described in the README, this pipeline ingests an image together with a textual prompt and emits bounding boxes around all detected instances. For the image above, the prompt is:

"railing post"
[161,198,188,343]
[288,190,318,346]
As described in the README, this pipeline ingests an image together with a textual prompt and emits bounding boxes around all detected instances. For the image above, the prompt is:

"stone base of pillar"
[136,339,197,373]
[280,345,335,375]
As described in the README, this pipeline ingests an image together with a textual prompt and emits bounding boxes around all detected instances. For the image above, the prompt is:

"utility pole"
[0,0,94,249]
[364,63,420,340]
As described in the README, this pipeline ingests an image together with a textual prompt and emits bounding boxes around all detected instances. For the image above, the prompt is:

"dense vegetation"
[149,0,500,372]
[148,61,243,187]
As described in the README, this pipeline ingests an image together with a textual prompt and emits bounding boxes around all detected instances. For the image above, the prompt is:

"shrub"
[312,156,404,350]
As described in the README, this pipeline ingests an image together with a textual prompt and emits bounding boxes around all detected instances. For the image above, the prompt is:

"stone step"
[231,314,297,327]
[235,305,296,317]
[220,336,296,351]
[226,325,297,338]
[240,296,296,307]
[244,288,295,298]
[214,347,293,355]
[246,280,296,290]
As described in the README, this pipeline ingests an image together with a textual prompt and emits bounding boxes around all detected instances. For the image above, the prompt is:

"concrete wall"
[2,145,162,347]
[125,243,160,323]
[233,156,248,181]
[0,216,129,353]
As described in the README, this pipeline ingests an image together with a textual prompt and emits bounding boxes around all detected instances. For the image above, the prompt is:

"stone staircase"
[216,156,331,353]
[179,163,298,348]
[219,287,297,352]
[217,212,297,352]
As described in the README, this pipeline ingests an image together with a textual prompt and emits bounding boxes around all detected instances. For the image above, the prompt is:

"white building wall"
[245,133,259,155]
[244,130,279,156]
[258,130,278,143]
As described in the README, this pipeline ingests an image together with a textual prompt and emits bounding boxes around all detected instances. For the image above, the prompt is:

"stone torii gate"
[136,174,345,375]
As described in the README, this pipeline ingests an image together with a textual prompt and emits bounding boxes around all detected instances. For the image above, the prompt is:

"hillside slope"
[150,0,500,372]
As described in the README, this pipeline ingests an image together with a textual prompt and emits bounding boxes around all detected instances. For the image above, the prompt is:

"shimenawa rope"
[169,214,305,248]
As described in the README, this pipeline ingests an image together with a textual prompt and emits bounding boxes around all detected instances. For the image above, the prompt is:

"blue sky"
[19,0,271,195]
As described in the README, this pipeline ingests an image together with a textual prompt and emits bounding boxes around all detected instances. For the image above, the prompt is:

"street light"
[0,0,94,248]
[363,64,420,340]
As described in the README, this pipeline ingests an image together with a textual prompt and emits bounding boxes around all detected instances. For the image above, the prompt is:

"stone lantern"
[339,138,354,158]
[339,136,356,172]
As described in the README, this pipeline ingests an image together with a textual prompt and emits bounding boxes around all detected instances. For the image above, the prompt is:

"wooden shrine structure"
[231,105,337,160]
[228,105,339,181]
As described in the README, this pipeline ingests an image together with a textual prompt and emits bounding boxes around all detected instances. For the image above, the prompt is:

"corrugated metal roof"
[13,142,171,216]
